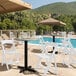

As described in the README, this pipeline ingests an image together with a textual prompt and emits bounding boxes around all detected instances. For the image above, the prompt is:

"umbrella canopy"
[0,0,32,14]
[39,18,66,25]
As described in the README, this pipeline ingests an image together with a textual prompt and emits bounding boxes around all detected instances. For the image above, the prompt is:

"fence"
[0,30,36,39]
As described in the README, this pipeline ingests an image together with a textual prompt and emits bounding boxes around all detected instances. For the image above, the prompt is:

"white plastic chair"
[61,34,76,67]
[10,32,15,39]
[20,31,30,39]
[68,42,76,65]
[35,36,58,76]
[1,39,19,70]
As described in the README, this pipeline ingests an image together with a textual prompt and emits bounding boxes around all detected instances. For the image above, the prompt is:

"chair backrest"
[61,31,66,37]
[38,36,47,53]
[19,31,28,39]
[38,36,58,55]
[61,34,74,54]
[10,32,15,39]
[39,36,44,44]
[1,40,15,53]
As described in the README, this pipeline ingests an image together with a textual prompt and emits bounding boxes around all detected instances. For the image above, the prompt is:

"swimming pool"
[28,37,76,48]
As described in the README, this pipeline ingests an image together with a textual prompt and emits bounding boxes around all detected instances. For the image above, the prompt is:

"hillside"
[31,2,76,15]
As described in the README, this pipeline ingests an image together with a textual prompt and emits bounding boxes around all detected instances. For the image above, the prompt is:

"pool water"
[28,37,76,48]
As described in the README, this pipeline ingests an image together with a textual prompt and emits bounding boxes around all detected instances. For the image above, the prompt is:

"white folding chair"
[61,35,76,67]
[1,39,20,70]
[35,36,58,76]
[68,42,76,65]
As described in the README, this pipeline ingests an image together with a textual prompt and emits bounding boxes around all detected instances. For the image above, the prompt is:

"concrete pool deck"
[0,43,76,76]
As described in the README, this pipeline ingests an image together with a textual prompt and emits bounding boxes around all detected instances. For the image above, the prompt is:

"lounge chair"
[1,34,9,40]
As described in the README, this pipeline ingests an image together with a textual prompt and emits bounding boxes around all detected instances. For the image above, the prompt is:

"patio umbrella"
[38,18,66,41]
[0,0,32,14]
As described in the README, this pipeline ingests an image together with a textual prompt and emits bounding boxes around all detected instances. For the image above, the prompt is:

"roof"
[39,18,66,25]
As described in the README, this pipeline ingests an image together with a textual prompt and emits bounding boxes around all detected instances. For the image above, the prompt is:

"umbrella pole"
[48,35,58,54]
[53,35,58,54]
[53,35,55,49]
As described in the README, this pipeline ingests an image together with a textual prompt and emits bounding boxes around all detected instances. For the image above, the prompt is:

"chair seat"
[4,50,18,54]
[3,60,19,65]
[35,53,53,59]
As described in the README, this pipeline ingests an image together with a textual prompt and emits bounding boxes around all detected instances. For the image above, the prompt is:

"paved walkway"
[0,44,76,76]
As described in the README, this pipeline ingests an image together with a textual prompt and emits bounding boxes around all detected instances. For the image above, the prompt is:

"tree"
[0,22,7,29]
[2,19,18,29]
[22,18,36,30]
[72,18,76,32]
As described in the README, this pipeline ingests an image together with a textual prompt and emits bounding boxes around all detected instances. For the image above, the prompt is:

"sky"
[23,0,76,9]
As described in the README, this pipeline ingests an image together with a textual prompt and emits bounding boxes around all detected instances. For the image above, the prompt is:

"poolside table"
[16,38,37,73]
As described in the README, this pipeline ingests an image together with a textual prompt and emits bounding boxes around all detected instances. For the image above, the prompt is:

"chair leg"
[35,57,42,69]
[63,54,71,68]
[16,53,20,63]
[43,67,48,76]
[54,55,58,75]
[54,62,58,74]
[3,55,9,70]
[42,59,49,76]
[6,63,9,70]
[1,54,5,66]
[67,54,73,68]
[1,59,4,66]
